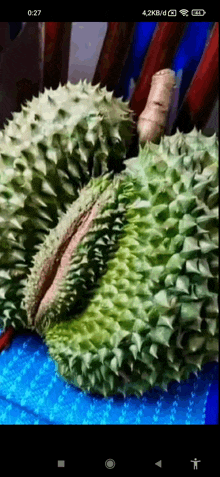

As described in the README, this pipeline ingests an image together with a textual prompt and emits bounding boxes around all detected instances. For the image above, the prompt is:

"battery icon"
[191,9,206,16]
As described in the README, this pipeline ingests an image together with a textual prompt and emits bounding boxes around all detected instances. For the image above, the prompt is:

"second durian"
[20,128,219,397]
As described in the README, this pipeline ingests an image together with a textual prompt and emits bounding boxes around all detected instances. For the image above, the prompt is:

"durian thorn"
[118,370,131,383]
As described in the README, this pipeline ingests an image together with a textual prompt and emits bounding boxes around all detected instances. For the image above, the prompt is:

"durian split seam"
[32,201,101,326]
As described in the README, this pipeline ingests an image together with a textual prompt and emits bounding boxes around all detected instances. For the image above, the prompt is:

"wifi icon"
[179,9,189,15]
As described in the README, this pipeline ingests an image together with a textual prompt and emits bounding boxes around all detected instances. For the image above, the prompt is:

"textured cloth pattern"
[0,328,218,425]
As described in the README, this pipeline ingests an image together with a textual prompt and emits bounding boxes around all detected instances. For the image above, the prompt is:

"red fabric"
[44,22,61,59]
[0,326,15,352]
[43,22,72,90]
[183,22,219,125]
[92,22,136,91]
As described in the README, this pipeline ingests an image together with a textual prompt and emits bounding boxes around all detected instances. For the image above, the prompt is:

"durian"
[3,127,217,398]
[0,79,134,331]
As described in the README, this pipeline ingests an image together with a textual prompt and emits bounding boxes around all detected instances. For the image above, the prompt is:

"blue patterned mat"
[0,328,218,425]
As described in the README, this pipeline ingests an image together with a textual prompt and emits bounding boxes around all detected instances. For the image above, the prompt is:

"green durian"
[18,127,219,398]
[0,79,134,331]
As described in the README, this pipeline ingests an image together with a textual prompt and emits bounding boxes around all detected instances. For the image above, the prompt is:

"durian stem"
[0,325,16,353]
[137,68,176,144]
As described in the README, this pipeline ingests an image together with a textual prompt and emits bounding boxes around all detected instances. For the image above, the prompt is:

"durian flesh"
[0,80,134,331]
[21,128,219,397]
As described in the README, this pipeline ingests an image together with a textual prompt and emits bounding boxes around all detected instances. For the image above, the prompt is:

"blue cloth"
[0,328,218,424]
[114,22,157,100]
